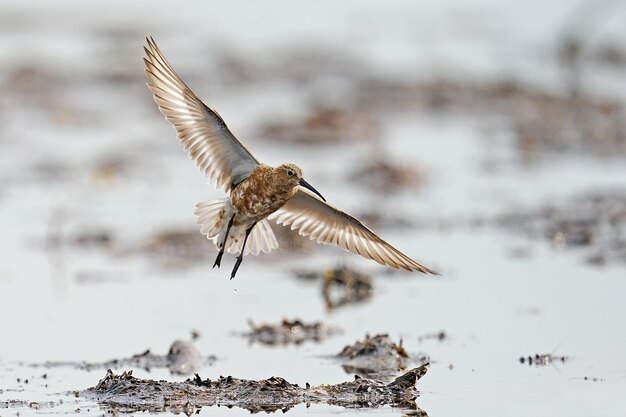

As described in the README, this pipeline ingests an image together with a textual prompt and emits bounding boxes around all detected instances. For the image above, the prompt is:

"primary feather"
[144,37,259,191]
[270,189,437,273]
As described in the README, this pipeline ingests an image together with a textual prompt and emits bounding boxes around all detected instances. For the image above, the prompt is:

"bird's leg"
[213,215,235,269]
[230,222,257,280]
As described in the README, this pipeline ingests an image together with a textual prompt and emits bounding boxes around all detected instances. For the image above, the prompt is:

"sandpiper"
[143,37,437,279]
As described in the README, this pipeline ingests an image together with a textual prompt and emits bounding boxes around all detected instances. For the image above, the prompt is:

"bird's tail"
[194,198,278,256]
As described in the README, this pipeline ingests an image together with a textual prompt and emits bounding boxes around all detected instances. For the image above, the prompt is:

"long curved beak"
[299,178,326,202]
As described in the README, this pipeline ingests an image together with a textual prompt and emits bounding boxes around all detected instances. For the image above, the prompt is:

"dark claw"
[215,215,235,270]
[230,256,243,279]
[229,222,256,280]
[213,251,224,269]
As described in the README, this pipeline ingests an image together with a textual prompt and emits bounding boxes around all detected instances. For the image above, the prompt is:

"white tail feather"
[195,198,231,240]
[194,199,278,256]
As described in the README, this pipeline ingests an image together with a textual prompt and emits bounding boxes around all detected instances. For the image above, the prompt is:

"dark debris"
[261,107,381,145]
[142,229,214,268]
[31,340,213,376]
[243,319,339,346]
[519,353,569,367]
[498,191,626,265]
[354,78,626,161]
[336,334,421,379]
[418,331,447,343]
[350,158,425,193]
[85,365,428,413]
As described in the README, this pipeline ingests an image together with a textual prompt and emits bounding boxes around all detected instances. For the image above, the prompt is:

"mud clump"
[166,340,206,375]
[34,341,213,376]
[337,334,416,378]
[418,331,448,343]
[261,107,380,144]
[0,400,60,411]
[70,230,114,249]
[85,365,428,413]
[90,156,132,187]
[519,353,569,367]
[497,191,626,265]
[243,319,339,346]
[350,158,425,193]
[355,78,626,161]
[43,229,114,252]
[142,229,214,268]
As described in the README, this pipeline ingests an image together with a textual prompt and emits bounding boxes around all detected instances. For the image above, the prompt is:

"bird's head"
[277,163,326,202]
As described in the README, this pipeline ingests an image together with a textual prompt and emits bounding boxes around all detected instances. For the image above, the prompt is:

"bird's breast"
[230,170,292,221]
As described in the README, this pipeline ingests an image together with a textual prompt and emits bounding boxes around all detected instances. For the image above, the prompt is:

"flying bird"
[143,37,437,279]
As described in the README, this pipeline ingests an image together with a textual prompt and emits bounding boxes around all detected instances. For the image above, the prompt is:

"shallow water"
[1,1,626,416]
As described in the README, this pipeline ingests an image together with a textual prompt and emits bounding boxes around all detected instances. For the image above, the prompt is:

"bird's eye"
[287,170,294,176]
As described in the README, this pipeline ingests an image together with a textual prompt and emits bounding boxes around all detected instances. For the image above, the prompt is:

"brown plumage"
[231,164,302,223]
[143,37,437,278]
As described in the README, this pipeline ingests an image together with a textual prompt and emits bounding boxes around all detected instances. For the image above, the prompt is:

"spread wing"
[269,189,437,273]
[143,37,259,191]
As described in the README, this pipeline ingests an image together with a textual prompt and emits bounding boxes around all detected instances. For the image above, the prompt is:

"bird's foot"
[230,256,243,280]
[213,251,224,269]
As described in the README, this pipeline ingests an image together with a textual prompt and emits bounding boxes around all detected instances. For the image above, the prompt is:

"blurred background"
[1,0,626,416]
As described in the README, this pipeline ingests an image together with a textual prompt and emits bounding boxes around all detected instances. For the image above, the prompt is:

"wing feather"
[144,37,259,191]
[269,189,437,273]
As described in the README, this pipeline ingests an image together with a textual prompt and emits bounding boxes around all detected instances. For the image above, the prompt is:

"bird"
[143,37,437,279]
